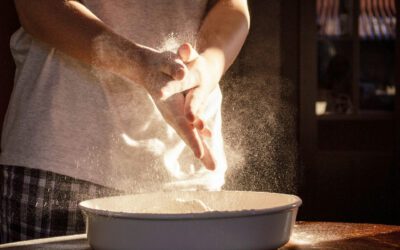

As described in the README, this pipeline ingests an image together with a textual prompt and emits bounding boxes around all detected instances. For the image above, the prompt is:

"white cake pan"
[79,191,301,250]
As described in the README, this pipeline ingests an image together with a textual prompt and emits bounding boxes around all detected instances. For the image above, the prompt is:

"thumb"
[178,43,199,63]
[159,53,188,81]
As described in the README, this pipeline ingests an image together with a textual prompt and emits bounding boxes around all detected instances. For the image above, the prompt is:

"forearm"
[13,0,146,83]
[196,0,250,79]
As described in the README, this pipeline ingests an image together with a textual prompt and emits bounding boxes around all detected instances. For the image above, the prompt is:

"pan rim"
[79,191,302,220]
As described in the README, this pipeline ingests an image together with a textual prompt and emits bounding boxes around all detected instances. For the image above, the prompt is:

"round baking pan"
[79,191,301,250]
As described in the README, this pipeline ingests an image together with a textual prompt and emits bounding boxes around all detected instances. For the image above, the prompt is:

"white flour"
[140,198,213,213]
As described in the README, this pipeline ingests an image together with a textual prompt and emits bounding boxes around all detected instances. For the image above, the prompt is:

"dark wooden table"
[1,222,399,249]
[280,221,400,249]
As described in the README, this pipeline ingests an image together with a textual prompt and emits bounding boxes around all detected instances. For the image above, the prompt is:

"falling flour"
[140,198,213,214]
[85,28,298,195]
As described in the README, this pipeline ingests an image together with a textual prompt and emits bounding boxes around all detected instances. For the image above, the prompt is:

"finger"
[193,118,205,131]
[184,88,205,122]
[186,128,205,159]
[194,113,212,138]
[159,57,188,81]
[178,43,199,63]
[160,72,199,100]
[198,126,212,138]
[199,139,216,170]
[175,119,204,159]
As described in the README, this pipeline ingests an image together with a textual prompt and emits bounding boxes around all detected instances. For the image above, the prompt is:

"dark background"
[1,0,399,225]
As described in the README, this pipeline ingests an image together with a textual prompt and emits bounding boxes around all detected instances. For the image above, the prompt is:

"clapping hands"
[137,43,218,170]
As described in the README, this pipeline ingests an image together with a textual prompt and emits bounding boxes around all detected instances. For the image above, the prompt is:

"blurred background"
[1,0,399,225]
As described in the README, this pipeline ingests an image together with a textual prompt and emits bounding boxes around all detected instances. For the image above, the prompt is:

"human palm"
[136,46,216,170]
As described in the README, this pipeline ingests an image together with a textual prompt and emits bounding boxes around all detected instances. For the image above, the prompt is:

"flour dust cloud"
[221,74,298,194]
[78,33,298,196]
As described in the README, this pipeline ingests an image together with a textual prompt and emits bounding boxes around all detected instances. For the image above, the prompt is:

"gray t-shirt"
[0,0,227,192]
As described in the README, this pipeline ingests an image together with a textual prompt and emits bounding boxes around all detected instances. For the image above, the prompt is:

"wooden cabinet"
[299,0,400,224]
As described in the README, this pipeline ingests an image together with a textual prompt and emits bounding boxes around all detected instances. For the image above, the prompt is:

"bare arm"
[13,0,185,86]
[13,0,217,169]
[160,0,250,169]
[197,0,250,80]
[163,0,250,122]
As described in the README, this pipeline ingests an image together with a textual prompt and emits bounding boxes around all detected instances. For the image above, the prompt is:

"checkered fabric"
[0,165,122,244]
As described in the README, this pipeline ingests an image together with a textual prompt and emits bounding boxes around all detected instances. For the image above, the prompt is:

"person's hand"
[161,43,221,131]
[152,94,216,170]
[131,46,187,98]
[132,45,216,170]
[158,43,222,170]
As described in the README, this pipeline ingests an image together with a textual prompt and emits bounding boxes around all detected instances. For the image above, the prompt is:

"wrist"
[199,48,225,82]
[118,43,149,85]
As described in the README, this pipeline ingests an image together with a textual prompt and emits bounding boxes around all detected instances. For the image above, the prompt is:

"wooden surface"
[281,221,400,249]
[0,222,399,249]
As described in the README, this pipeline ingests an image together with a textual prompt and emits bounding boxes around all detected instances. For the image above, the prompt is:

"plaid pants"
[0,165,121,244]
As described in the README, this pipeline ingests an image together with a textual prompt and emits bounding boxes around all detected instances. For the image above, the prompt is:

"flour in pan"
[140,198,213,213]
